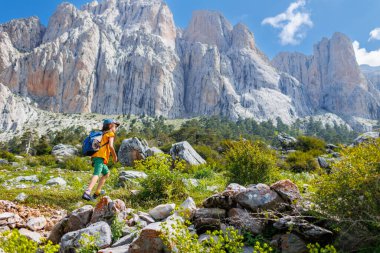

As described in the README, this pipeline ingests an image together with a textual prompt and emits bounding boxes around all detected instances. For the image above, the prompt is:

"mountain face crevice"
[0,0,379,127]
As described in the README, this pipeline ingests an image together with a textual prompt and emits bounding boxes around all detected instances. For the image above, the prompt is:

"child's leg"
[86,175,99,192]
[95,173,110,195]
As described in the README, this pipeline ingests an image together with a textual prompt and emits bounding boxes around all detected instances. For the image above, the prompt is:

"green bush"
[194,145,222,164]
[0,229,59,253]
[136,154,188,202]
[160,220,245,253]
[35,155,58,167]
[193,164,215,179]
[224,140,278,185]
[296,136,326,154]
[0,151,17,162]
[313,139,380,250]
[60,156,92,171]
[111,217,125,242]
[285,151,319,172]
[307,243,337,253]
[77,233,99,253]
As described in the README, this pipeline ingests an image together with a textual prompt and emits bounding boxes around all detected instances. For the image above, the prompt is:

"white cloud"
[353,41,380,67]
[369,28,380,41]
[262,0,313,45]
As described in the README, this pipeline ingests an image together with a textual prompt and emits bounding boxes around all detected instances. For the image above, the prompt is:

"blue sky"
[1,0,380,65]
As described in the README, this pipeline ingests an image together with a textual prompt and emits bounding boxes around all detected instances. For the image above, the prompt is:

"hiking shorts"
[92,157,109,176]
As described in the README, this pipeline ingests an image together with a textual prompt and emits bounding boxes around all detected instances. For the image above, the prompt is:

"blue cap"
[103,119,120,126]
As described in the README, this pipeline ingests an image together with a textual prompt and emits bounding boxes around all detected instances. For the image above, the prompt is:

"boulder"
[317,157,329,169]
[176,197,197,219]
[15,192,28,202]
[270,180,301,204]
[46,177,67,186]
[122,226,139,237]
[203,190,237,209]
[48,218,69,244]
[52,144,77,158]
[138,212,155,224]
[0,212,24,228]
[272,233,307,253]
[119,170,147,186]
[170,141,206,165]
[193,208,226,220]
[146,147,164,157]
[112,232,138,247]
[60,221,112,252]
[194,218,221,234]
[277,133,297,150]
[234,184,285,211]
[90,197,126,224]
[149,203,175,221]
[65,205,93,233]
[273,216,333,242]
[225,183,246,192]
[128,222,166,253]
[99,246,130,253]
[26,217,47,231]
[118,138,149,166]
[353,132,380,145]
[19,228,42,243]
[227,208,265,235]
[14,175,39,183]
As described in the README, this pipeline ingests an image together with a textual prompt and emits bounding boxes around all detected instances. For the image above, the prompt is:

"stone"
[99,246,130,253]
[235,184,285,211]
[149,203,175,221]
[176,197,197,219]
[26,216,47,231]
[227,208,265,235]
[112,232,138,247]
[273,216,333,242]
[203,190,238,209]
[60,221,112,252]
[317,157,329,169]
[0,212,23,228]
[122,226,139,237]
[19,228,42,243]
[128,222,167,253]
[353,132,380,145]
[51,144,77,158]
[193,208,226,220]
[0,225,10,233]
[138,212,155,224]
[207,186,219,192]
[118,138,149,166]
[46,177,67,186]
[182,178,199,188]
[0,159,8,165]
[65,205,93,233]
[146,147,164,157]
[90,197,126,224]
[119,170,147,186]
[14,175,39,183]
[270,180,302,204]
[170,141,206,165]
[272,233,308,253]
[225,183,246,192]
[48,217,69,244]
[277,133,298,149]
[15,192,28,202]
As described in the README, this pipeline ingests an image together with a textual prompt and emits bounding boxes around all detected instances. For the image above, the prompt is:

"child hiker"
[82,119,120,201]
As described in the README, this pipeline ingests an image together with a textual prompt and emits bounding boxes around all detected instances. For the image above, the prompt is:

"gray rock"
[203,191,237,209]
[272,233,307,253]
[235,184,285,211]
[118,138,149,166]
[182,178,199,188]
[60,221,112,252]
[19,228,42,243]
[353,132,380,145]
[149,203,175,221]
[14,175,39,183]
[65,205,93,233]
[46,177,67,186]
[170,141,206,165]
[52,144,77,158]
[26,216,47,231]
[0,159,8,165]
[122,226,139,237]
[11,162,19,167]
[273,216,333,241]
[176,197,197,219]
[129,222,167,253]
[138,212,155,224]
[317,157,329,169]
[194,218,221,234]
[90,197,126,224]
[194,208,226,220]
[277,133,297,149]
[119,170,147,186]
[206,186,219,192]
[112,232,138,247]
[0,225,10,233]
[270,180,302,204]
[15,192,28,202]
[227,208,265,235]
[99,246,130,253]
[146,147,163,157]
[225,183,246,192]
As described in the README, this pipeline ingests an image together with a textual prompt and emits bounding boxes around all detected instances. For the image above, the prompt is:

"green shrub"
[193,164,215,179]
[0,151,17,162]
[285,151,319,172]
[160,220,245,253]
[77,233,99,253]
[136,154,188,202]
[60,156,92,171]
[0,229,59,253]
[194,145,222,164]
[307,243,337,253]
[296,136,325,154]
[224,140,278,185]
[111,217,125,242]
[313,139,380,249]
[36,155,58,167]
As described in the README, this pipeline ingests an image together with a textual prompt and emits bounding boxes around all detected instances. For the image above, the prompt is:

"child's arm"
[109,137,118,163]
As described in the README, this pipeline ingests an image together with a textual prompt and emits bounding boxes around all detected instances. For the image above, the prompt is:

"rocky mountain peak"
[183,10,233,50]
[0,16,45,52]
[231,23,255,50]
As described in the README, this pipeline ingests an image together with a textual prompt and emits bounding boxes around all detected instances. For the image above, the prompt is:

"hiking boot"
[92,190,106,199]
[82,192,94,201]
